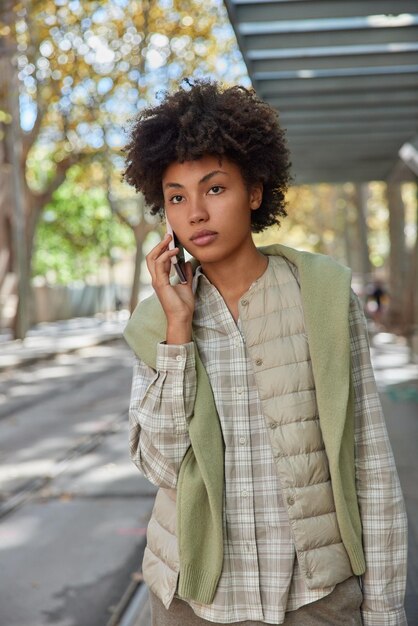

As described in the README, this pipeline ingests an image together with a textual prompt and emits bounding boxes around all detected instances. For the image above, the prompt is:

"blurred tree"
[0,0,30,336]
[254,182,389,292]
[0,0,247,336]
[0,73,14,331]
[33,166,134,284]
[106,184,157,313]
[255,184,356,267]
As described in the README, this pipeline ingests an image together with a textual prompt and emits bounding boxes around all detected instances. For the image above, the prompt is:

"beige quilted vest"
[143,256,353,607]
[238,256,353,588]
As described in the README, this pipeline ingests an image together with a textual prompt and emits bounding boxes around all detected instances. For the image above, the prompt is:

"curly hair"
[124,80,291,232]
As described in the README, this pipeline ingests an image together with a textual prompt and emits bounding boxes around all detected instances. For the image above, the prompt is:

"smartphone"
[166,217,187,284]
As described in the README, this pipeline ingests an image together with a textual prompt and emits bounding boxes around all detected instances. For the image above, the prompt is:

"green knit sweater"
[124,244,366,604]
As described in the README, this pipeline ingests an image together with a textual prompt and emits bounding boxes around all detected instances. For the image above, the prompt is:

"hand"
[146,234,194,343]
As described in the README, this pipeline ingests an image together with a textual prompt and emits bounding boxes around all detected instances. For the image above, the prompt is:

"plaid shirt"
[129,260,407,625]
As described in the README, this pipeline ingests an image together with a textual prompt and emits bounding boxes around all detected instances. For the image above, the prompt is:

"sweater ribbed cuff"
[177,565,220,605]
[347,543,366,575]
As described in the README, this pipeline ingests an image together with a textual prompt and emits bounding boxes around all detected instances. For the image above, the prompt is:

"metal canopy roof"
[224,0,418,184]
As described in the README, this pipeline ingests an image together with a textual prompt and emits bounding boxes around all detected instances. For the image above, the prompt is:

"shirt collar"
[192,257,271,297]
[192,265,208,295]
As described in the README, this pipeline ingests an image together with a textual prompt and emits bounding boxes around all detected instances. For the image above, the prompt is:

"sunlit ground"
[370,331,418,399]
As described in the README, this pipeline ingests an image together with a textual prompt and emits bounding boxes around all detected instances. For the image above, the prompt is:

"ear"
[249,183,263,210]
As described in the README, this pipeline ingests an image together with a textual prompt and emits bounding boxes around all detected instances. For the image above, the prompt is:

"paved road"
[0,340,156,626]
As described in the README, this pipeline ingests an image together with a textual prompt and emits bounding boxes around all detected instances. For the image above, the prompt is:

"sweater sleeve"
[349,292,408,626]
[128,342,196,489]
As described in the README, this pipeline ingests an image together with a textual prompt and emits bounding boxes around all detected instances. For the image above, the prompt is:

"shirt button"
[241,299,249,306]
[269,422,278,429]
[241,489,249,498]
[239,436,247,445]
[287,496,295,506]
[255,358,263,366]
[306,571,313,579]
[237,387,244,395]
[176,355,183,362]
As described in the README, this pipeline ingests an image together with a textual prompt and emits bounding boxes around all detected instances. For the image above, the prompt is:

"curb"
[118,584,150,626]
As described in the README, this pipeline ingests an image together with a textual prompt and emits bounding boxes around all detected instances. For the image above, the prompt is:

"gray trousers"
[149,576,363,626]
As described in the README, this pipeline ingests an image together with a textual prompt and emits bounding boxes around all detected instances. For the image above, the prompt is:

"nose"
[188,197,209,225]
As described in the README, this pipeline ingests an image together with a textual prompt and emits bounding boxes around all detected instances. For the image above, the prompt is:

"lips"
[190,230,218,246]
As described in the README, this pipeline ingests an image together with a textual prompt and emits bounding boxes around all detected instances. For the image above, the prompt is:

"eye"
[170,194,183,204]
[208,185,224,195]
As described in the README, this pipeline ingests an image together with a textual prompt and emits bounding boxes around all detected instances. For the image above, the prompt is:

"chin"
[197,252,229,266]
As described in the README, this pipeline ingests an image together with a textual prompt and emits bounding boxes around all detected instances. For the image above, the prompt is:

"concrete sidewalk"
[0,313,128,372]
[1,317,417,625]
[2,314,417,389]
[370,331,418,391]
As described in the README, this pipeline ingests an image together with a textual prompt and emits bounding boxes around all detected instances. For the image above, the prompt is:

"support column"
[408,184,418,361]
[386,182,407,331]
[358,184,372,278]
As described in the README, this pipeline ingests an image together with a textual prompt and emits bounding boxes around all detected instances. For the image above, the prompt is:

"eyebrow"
[163,169,228,190]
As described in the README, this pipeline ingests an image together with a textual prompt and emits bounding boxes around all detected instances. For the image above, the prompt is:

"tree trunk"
[130,233,144,314]
[7,53,30,339]
[129,219,154,313]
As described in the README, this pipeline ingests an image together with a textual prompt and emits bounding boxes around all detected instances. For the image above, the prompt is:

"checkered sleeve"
[128,342,196,488]
[349,292,408,626]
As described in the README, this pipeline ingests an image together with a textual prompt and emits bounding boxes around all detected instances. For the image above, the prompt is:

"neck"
[200,243,268,301]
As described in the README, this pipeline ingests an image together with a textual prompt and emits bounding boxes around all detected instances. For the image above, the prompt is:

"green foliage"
[33,174,134,283]
[14,0,247,162]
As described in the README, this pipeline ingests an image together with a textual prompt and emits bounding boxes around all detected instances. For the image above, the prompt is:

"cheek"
[165,204,179,221]
[166,212,188,242]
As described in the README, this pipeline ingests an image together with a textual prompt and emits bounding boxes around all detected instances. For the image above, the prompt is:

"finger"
[147,234,172,262]
[153,248,180,285]
[184,261,193,286]
[146,235,172,275]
